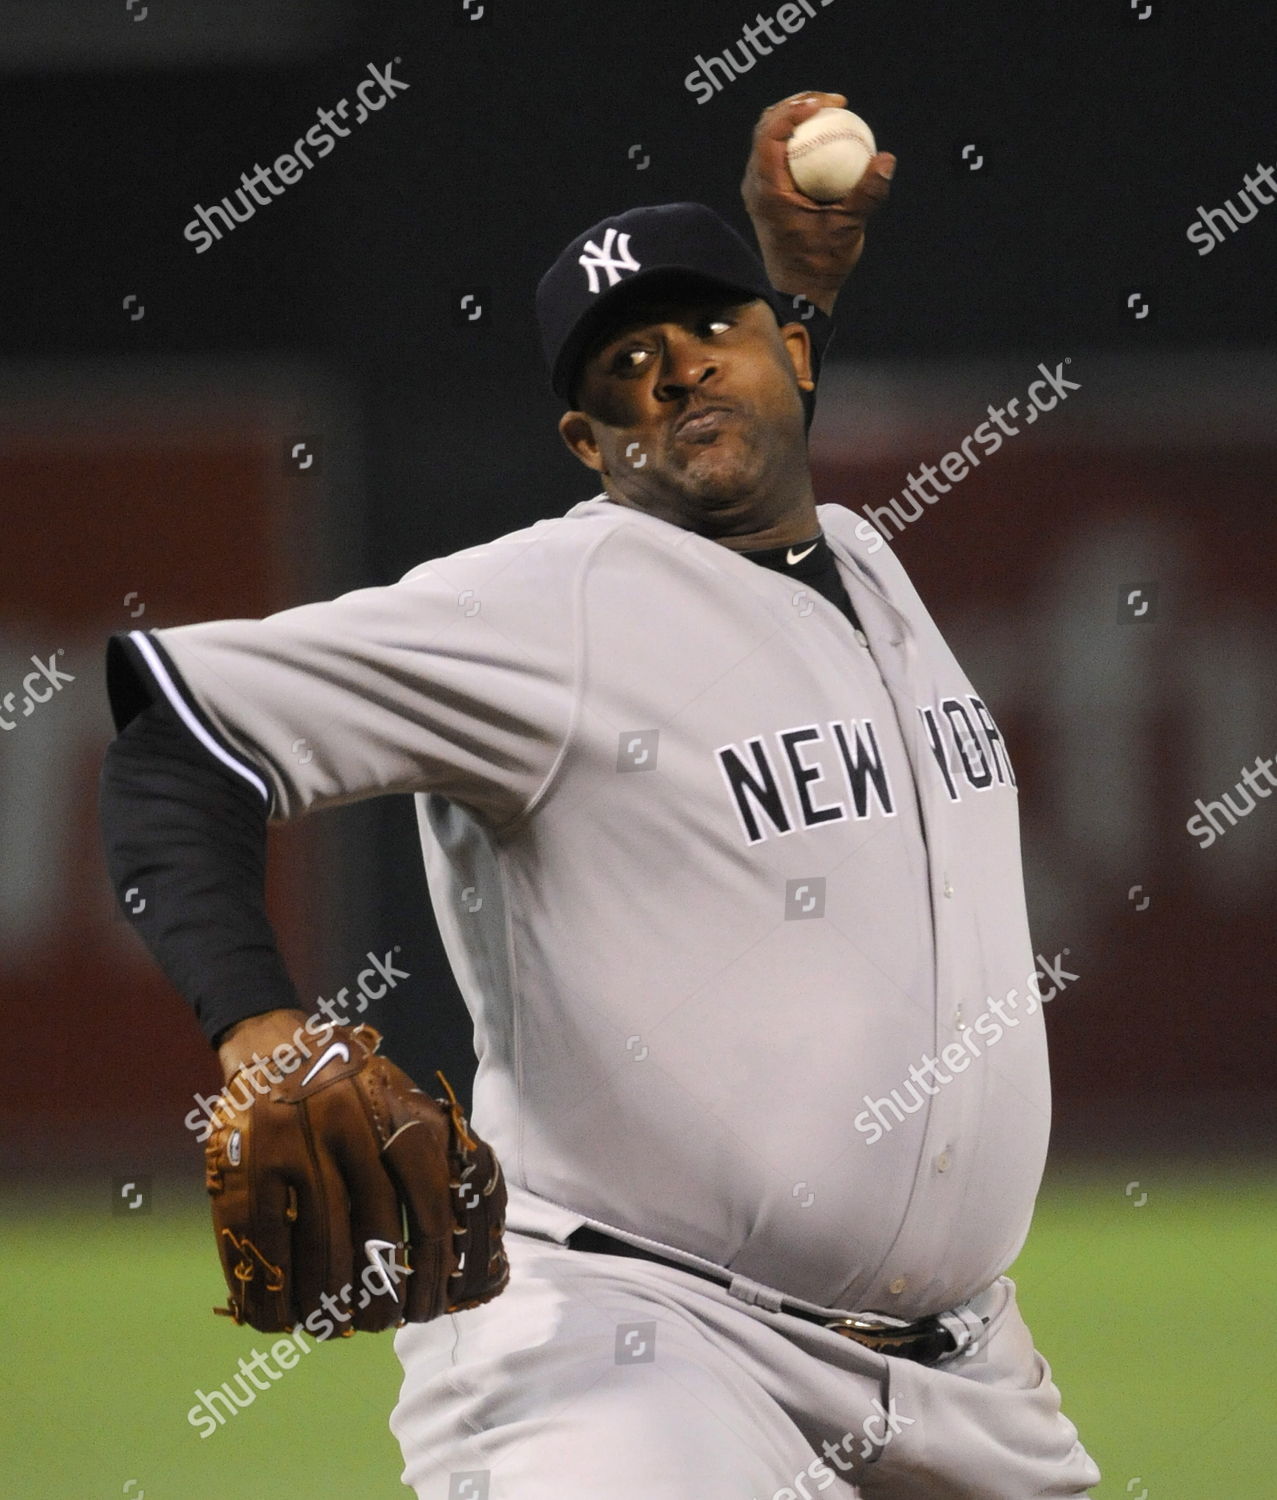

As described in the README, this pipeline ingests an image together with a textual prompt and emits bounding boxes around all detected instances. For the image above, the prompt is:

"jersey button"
[943,880,954,898]
[935,1151,952,1173]
[888,1276,908,1295]
[853,629,869,648]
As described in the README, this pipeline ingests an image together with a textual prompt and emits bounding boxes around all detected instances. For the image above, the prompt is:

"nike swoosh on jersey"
[787,542,818,565]
[300,1040,351,1087]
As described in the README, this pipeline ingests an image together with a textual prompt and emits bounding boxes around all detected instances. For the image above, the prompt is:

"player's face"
[557,293,816,542]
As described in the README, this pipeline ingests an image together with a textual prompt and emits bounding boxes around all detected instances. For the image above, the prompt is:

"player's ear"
[778,321,816,392]
[558,410,608,474]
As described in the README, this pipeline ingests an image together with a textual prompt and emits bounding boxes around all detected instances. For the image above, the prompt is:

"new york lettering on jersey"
[717,692,1015,845]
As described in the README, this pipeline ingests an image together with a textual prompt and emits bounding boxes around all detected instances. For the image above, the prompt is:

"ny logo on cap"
[579,228,642,294]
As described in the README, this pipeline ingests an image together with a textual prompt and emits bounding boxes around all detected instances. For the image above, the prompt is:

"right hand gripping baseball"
[741,90,895,306]
[204,1022,510,1335]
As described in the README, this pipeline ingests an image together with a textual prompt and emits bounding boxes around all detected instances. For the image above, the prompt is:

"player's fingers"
[778,151,895,221]
[744,96,883,214]
[857,151,897,196]
[754,90,848,145]
[828,152,897,214]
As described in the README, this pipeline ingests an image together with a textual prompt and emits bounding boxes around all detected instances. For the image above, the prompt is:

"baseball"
[786,107,877,202]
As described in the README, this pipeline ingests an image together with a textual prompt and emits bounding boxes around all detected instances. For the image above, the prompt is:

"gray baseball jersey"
[129,492,1049,1322]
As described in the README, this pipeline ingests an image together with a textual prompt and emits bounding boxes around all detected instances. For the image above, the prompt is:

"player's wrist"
[216,1007,309,1084]
[757,246,849,316]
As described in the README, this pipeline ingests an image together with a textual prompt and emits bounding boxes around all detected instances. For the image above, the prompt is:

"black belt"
[565,1225,960,1364]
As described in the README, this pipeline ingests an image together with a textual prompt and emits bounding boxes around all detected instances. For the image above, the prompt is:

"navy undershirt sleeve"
[99,681,301,1049]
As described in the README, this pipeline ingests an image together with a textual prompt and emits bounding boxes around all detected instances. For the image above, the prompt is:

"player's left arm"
[741,90,896,317]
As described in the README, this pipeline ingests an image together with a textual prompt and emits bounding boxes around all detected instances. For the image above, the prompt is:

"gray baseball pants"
[391,1229,1099,1499]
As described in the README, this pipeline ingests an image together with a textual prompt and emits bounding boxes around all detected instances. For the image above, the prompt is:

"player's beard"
[603,399,807,540]
[658,407,791,536]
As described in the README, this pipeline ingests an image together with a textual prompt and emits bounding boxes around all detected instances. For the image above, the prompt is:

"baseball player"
[99,92,1098,1498]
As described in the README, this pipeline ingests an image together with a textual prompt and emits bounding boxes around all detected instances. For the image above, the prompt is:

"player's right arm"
[739,90,893,436]
[98,543,575,1328]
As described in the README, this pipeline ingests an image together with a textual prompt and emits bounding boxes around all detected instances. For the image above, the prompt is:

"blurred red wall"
[816,439,1276,1133]
[0,426,326,1159]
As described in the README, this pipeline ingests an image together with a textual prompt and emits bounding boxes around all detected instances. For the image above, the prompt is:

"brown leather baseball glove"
[203,1022,509,1335]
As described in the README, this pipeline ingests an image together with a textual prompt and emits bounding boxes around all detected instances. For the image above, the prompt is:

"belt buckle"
[822,1312,949,1361]
[823,1314,918,1348]
[823,1315,905,1336]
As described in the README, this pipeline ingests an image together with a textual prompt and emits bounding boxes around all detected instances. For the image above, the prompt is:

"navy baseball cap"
[536,202,791,404]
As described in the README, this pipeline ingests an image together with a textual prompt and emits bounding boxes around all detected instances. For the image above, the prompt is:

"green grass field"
[3,1164,1272,1497]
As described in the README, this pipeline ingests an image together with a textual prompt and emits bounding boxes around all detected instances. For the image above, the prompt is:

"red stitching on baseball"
[790,128,873,159]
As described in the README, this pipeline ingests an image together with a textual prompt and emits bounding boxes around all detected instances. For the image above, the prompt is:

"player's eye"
[610,317,735,373]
